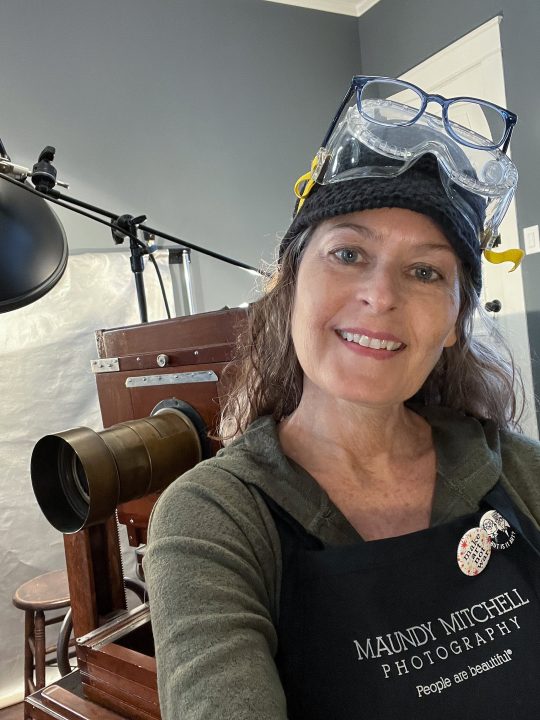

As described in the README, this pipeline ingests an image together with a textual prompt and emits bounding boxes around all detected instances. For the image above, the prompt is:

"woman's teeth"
[338,330,403,351]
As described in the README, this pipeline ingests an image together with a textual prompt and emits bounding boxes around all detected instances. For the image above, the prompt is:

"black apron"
[261,483,540,719]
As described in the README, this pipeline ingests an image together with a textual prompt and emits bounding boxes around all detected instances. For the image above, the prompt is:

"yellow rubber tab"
[294,152,323,213]
[483,247,524,273]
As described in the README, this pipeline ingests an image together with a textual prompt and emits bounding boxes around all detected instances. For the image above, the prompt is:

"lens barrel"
[31,408,202,533]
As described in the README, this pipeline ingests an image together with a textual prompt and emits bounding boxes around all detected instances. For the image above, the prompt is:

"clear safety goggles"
[296,76,519,247]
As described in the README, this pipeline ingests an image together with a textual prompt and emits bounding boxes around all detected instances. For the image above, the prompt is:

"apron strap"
[255,488,324,551]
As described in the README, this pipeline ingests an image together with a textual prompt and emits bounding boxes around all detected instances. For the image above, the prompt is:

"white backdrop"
[0,250,173,705]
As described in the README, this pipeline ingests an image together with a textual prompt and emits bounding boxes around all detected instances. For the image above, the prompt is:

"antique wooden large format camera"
[27,307,246,720]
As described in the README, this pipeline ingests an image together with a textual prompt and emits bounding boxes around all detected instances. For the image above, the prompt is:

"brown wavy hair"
[219,228,524,440]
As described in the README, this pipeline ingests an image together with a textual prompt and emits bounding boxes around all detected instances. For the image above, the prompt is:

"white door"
[397,17,537,438]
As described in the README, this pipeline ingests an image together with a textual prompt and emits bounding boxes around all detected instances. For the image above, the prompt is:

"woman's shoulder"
[498,426,540,525]
[148,415,283,542]
[499,424,540,472]
[413,404,540,515]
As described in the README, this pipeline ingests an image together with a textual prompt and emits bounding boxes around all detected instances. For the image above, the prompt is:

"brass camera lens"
[31,407,203,533]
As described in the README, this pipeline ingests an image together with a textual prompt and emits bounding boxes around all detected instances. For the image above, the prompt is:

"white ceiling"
[264,0,381,17]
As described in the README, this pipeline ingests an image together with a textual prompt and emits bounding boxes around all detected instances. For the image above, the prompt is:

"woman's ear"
[443,324,458,348]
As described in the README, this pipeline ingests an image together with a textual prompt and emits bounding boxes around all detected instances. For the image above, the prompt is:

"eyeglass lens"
[446,101,506,147]
[358,79,507,148]
[359,79,423,123]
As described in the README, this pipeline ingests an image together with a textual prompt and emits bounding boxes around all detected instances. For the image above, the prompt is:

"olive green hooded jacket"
[144,406,540,720]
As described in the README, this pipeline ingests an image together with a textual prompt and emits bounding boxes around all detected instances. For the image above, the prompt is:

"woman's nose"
[355,266,399,313]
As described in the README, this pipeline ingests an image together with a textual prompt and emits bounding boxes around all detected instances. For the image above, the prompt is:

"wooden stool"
[12,570,70,700]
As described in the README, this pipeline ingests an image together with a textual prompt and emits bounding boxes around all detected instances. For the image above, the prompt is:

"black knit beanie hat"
[280,153,485,293]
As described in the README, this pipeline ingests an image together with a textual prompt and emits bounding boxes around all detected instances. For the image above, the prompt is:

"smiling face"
[290,207,461,408]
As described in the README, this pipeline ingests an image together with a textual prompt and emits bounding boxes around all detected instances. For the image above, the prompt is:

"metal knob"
[156,354,169,367]
[485,299,502,313]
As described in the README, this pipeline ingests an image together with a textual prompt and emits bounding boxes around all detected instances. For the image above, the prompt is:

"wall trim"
[264,0,381,17]
[355,0,381,16]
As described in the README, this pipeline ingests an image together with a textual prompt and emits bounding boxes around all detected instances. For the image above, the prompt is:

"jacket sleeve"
[143,464,288,720]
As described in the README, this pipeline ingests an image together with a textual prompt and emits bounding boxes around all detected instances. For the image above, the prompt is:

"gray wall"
[0,0,359,313]
[357,0,540,406]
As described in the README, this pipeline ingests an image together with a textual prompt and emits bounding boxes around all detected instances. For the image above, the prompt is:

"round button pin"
[457,527,492,576]
[480,509,516,550]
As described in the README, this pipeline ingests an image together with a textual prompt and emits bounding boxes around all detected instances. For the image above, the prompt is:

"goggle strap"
[293,150,330,214]
[321,84,356,148]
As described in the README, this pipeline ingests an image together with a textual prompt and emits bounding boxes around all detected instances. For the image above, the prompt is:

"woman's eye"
[413,265,442,283]
[334,248,361,264]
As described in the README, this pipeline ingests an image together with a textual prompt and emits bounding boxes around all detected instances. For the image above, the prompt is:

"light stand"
[111,214,150,323]
[181,248,196,314]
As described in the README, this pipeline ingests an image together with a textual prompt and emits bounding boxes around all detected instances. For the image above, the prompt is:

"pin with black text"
[457,527,491,576]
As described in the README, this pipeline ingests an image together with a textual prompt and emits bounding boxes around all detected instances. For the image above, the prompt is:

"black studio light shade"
[0,176,68,313]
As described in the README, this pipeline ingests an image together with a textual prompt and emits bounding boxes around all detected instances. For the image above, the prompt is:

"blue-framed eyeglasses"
[322,76,517,154]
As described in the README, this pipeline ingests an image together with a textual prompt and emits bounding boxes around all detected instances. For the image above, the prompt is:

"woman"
[144,77,540,719]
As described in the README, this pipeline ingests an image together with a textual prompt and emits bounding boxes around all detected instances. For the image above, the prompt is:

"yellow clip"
[293,150,327,213]
[483,247,524,273]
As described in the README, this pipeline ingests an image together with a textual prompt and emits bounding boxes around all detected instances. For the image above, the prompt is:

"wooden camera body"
[26,307,246,720]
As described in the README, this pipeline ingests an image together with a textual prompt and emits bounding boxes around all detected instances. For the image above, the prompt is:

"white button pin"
[457,527,492,576]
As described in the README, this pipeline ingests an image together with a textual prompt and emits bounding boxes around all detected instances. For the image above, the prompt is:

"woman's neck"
[278,385,432,485]
[277,383,438,539]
